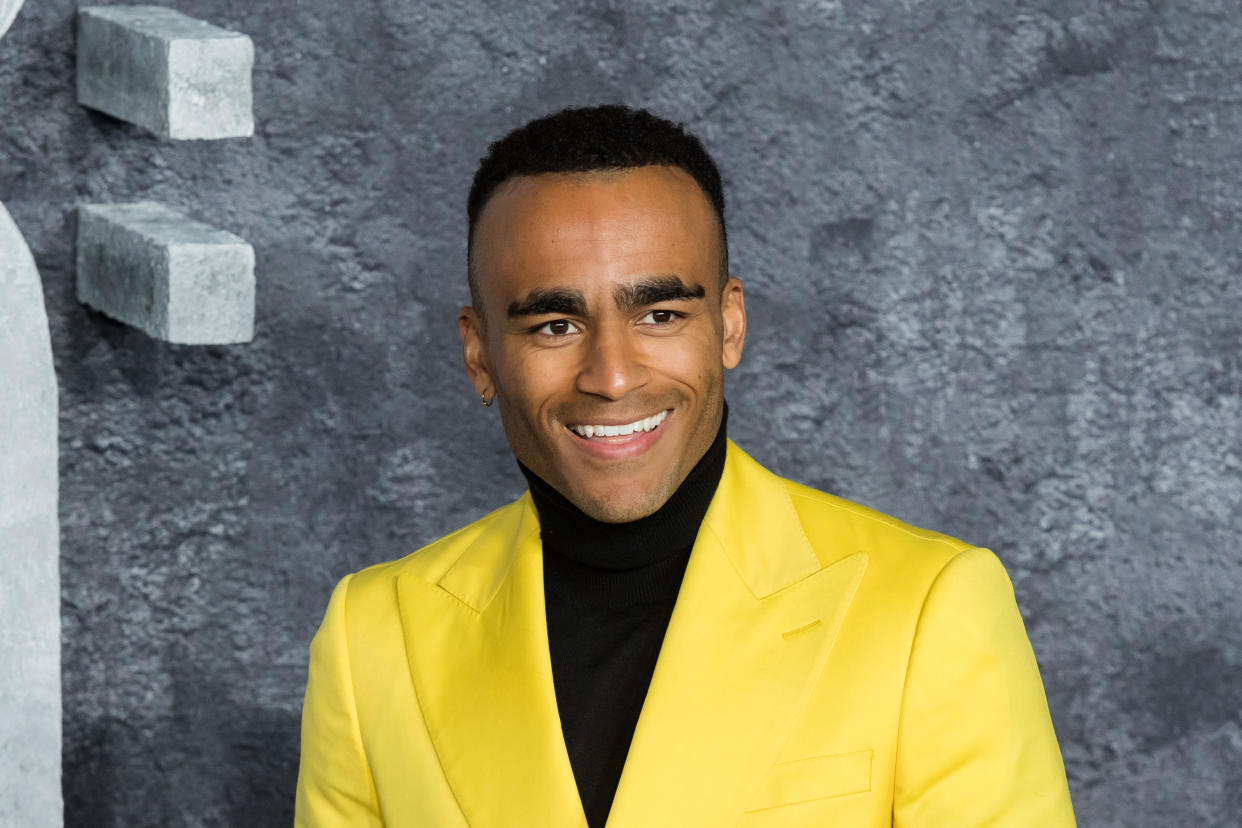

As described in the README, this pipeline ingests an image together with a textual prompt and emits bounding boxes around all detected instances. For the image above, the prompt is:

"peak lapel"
[607,444,868,828]
[396,496,587,828]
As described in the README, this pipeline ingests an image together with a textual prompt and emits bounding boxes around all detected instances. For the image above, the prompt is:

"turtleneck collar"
[519,404,728,573]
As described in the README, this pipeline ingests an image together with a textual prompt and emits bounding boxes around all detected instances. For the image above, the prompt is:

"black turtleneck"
[519,408,728,828]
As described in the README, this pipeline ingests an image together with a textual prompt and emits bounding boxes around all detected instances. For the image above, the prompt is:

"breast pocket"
[744,749,873,813]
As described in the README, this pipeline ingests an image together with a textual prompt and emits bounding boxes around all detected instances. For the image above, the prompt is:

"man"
[295,105,1076,827]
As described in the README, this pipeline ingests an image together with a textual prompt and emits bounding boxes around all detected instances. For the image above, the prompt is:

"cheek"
[649,335,722,388]
[524,351,579,396]
[498,349,578,419]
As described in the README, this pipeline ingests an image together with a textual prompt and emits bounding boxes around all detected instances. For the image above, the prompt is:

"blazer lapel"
[396,494,587,828]
[607,443,868,827]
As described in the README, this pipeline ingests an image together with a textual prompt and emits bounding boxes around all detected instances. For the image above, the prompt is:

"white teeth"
[571,410,668,439]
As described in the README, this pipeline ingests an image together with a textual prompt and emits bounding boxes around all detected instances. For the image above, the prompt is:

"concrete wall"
[0,0,23,38]
[2,4,61,826]
[0,1,1238,825]
[0,205,61,827]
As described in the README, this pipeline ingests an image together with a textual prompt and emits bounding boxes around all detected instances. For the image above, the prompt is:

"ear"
[719,277,747,369]
[458,307,494,399]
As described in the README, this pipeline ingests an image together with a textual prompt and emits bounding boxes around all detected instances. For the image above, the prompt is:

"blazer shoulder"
[775,477,1022,649]
[346,495,530,596]
[781,477,973,573]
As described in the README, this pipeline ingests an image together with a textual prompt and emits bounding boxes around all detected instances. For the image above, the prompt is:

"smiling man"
[295,106,1076,827]
[461,161,742,524]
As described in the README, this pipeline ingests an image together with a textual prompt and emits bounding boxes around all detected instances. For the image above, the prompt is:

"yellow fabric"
[296,441,1076,827]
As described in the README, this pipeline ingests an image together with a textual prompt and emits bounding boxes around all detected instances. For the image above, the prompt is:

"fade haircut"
[466,104,729,317]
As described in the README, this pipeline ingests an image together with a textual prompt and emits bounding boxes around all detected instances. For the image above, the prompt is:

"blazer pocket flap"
[745,749,873,812]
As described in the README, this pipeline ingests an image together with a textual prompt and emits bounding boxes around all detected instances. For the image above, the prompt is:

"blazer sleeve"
[892,547,1076,827]
[295,574,385,828]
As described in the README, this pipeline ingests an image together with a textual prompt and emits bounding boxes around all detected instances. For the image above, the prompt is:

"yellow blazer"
[296,442,1076,827]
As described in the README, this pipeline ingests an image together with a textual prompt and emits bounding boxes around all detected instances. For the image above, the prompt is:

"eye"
[534,319,580,337]
[639,309,682,326]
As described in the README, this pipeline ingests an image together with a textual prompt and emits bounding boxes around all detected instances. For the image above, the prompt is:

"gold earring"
[481,393,493,407]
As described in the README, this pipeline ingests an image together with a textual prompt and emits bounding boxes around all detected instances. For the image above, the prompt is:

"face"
[459,165,746,523]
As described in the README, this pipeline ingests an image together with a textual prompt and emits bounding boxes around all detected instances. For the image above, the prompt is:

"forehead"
[472,166,721,303]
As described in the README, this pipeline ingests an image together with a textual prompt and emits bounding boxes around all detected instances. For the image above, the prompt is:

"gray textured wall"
[1,1,1239,825]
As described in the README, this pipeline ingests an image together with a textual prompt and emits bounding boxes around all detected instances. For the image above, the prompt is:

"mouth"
[566,409,669,440]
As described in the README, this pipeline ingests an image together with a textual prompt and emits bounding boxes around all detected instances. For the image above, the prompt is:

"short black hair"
[466,104,728,314]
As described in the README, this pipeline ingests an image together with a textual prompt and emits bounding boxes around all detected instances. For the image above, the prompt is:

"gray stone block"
[77,202,255,344]
[77,5,253,139]
[0,201,62,828]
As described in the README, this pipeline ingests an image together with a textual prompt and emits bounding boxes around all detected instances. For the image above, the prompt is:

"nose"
[575,326,650,400]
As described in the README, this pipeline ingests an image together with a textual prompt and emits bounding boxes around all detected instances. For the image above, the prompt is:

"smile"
[568,410,668,439]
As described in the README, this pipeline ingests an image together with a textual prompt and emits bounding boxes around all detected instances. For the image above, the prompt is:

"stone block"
[77,202,255,344]
[77,5,254,139]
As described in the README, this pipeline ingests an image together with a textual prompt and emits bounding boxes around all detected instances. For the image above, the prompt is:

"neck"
[519,405,728,572]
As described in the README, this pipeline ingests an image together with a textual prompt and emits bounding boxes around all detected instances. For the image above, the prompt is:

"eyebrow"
[614,276,706,311]
[505,276,706,319]
[507,288,588,318]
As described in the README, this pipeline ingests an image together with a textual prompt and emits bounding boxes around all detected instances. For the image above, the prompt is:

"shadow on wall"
[63,657,299,826]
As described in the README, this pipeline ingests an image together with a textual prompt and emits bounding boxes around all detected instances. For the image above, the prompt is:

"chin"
[571,482,671,524]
